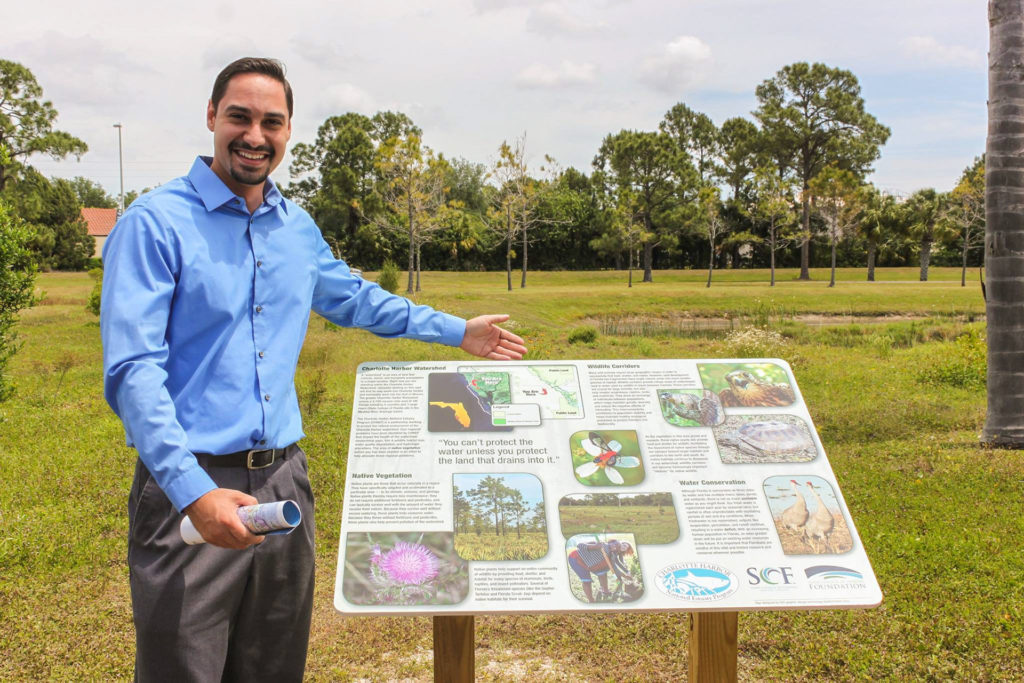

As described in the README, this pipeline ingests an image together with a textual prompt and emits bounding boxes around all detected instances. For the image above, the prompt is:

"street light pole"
[113,123,125,215]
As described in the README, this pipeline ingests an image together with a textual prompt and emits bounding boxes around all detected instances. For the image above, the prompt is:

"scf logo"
[746,566,795,585]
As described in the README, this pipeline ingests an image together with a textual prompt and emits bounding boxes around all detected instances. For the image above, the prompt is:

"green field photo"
[559,492,680,545]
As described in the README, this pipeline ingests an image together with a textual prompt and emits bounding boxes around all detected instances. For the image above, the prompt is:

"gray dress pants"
[128,445,316,683]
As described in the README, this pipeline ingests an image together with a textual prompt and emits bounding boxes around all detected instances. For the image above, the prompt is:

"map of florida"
[428,401,471,428]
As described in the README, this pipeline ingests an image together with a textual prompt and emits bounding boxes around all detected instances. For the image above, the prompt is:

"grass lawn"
[0,268,1019,681]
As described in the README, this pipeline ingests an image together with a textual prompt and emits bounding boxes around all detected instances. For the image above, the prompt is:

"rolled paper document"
[180,499,302,545]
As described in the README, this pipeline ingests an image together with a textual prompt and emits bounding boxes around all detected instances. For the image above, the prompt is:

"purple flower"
[370,544,382,565]
[378,541,439,584]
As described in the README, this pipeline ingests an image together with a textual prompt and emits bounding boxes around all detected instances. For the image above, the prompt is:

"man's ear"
[207,100,216,132]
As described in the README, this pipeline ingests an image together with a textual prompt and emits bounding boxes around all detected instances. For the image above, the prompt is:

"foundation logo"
[656,563,738,602]
[805,565,867,590]
[746,566,796,587]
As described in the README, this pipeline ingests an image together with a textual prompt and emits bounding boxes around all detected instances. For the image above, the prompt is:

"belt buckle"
[246,449,275,469]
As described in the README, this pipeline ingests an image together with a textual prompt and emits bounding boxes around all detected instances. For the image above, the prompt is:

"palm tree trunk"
[919,235,932,281]
[867,238,877,281]
[983,0,1024,446]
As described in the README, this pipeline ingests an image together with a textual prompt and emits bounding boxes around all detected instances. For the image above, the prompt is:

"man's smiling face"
[206,72,291,196]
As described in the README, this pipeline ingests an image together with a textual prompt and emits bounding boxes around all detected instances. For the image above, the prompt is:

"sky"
[5,0,987,200]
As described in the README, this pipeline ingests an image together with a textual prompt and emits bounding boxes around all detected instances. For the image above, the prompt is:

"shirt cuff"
[162,462,218,512]
[438,313,467,347]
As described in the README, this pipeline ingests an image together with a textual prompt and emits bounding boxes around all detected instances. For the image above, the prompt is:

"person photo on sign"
[567,537,642,603]
[100,56,526,682]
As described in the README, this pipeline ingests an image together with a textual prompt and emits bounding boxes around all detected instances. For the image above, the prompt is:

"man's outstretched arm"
[460,314,527,360]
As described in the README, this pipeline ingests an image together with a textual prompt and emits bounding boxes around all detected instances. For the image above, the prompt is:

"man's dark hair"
[211,57,293,117]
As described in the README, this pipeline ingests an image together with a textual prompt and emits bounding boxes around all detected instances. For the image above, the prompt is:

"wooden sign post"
[430,612,738,682]
[433,615,474,683]
[689,612,738,682]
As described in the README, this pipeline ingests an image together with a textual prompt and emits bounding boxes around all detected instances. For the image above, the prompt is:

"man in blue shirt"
[101,57,526,681]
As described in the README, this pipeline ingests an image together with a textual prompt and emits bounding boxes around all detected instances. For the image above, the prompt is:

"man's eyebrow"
[223,104,286,121]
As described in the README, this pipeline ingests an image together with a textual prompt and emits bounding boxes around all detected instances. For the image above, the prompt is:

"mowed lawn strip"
[1,270,1018,681]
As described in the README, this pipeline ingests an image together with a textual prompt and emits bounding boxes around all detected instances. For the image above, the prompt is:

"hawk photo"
[718,369,796,407]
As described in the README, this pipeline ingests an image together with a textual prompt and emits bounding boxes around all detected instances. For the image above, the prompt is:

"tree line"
[280,62,984,292]
[0,58,985,287]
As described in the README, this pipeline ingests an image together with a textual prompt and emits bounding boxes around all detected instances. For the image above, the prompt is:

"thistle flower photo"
[343,532,469,606]
[374,541,440,584]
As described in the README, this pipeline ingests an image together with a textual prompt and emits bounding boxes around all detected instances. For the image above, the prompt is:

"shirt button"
[259,439,267,445]
[257,260,263,267]
[259,351,265,358]
[264,394,271,401]
[256,305,263,313]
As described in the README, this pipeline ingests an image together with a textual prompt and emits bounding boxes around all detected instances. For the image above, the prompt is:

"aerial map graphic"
[427,372,513,432]
[459,364,584,419]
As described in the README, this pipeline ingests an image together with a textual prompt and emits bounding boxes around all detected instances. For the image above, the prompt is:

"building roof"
[80,207,118,237]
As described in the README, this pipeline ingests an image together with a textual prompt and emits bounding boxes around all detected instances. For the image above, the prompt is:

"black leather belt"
[196,443,296,470]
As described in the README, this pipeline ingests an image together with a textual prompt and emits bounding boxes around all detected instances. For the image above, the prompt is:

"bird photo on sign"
[569,430,644,486]
[762,475,854,555]
[697,362,796,408]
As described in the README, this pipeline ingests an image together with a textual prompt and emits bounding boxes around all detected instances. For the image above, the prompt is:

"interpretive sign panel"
[334,359,882,615]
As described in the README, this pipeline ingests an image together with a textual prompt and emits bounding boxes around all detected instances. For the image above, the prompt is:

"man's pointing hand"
[460,314,527,360]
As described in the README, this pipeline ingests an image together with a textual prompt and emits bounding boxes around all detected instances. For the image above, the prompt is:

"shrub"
[568,326,598,345]
[0,201,38,402]
[919,328,986,389]
[377,260,399,294]
[86,267,103,316]
[723,325,788,358]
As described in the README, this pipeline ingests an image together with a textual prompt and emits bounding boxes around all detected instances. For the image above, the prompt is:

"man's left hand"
[460,314,527,360]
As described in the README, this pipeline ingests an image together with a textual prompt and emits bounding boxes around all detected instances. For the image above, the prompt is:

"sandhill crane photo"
[763,475,854,555]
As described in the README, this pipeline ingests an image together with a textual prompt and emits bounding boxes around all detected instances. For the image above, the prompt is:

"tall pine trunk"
[799,189,811,280]
[505,206,513,292]
[961,238,969,287]
[415,241,421,292]
[829,239,837,288]
[984,0,1024,446]
[706,235,714,288]
[406,197,415,294]
[521,224,528,288]
[642,214,654,282]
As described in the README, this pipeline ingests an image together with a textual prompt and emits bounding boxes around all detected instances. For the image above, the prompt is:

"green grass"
[558,505,680,545]
[0,269,1019,681]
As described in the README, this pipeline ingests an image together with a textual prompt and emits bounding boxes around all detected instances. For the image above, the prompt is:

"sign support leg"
[433,615,474,682]
[688,611,738,682]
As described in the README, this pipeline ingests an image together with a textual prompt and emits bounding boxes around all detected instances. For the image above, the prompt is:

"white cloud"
[290,38,359,72]
[472,0,540,12]
[315,83,377,117]
[902,36,984,69]
[526,3,606,35]
[515,60,597,88]
[639,35,712,93]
